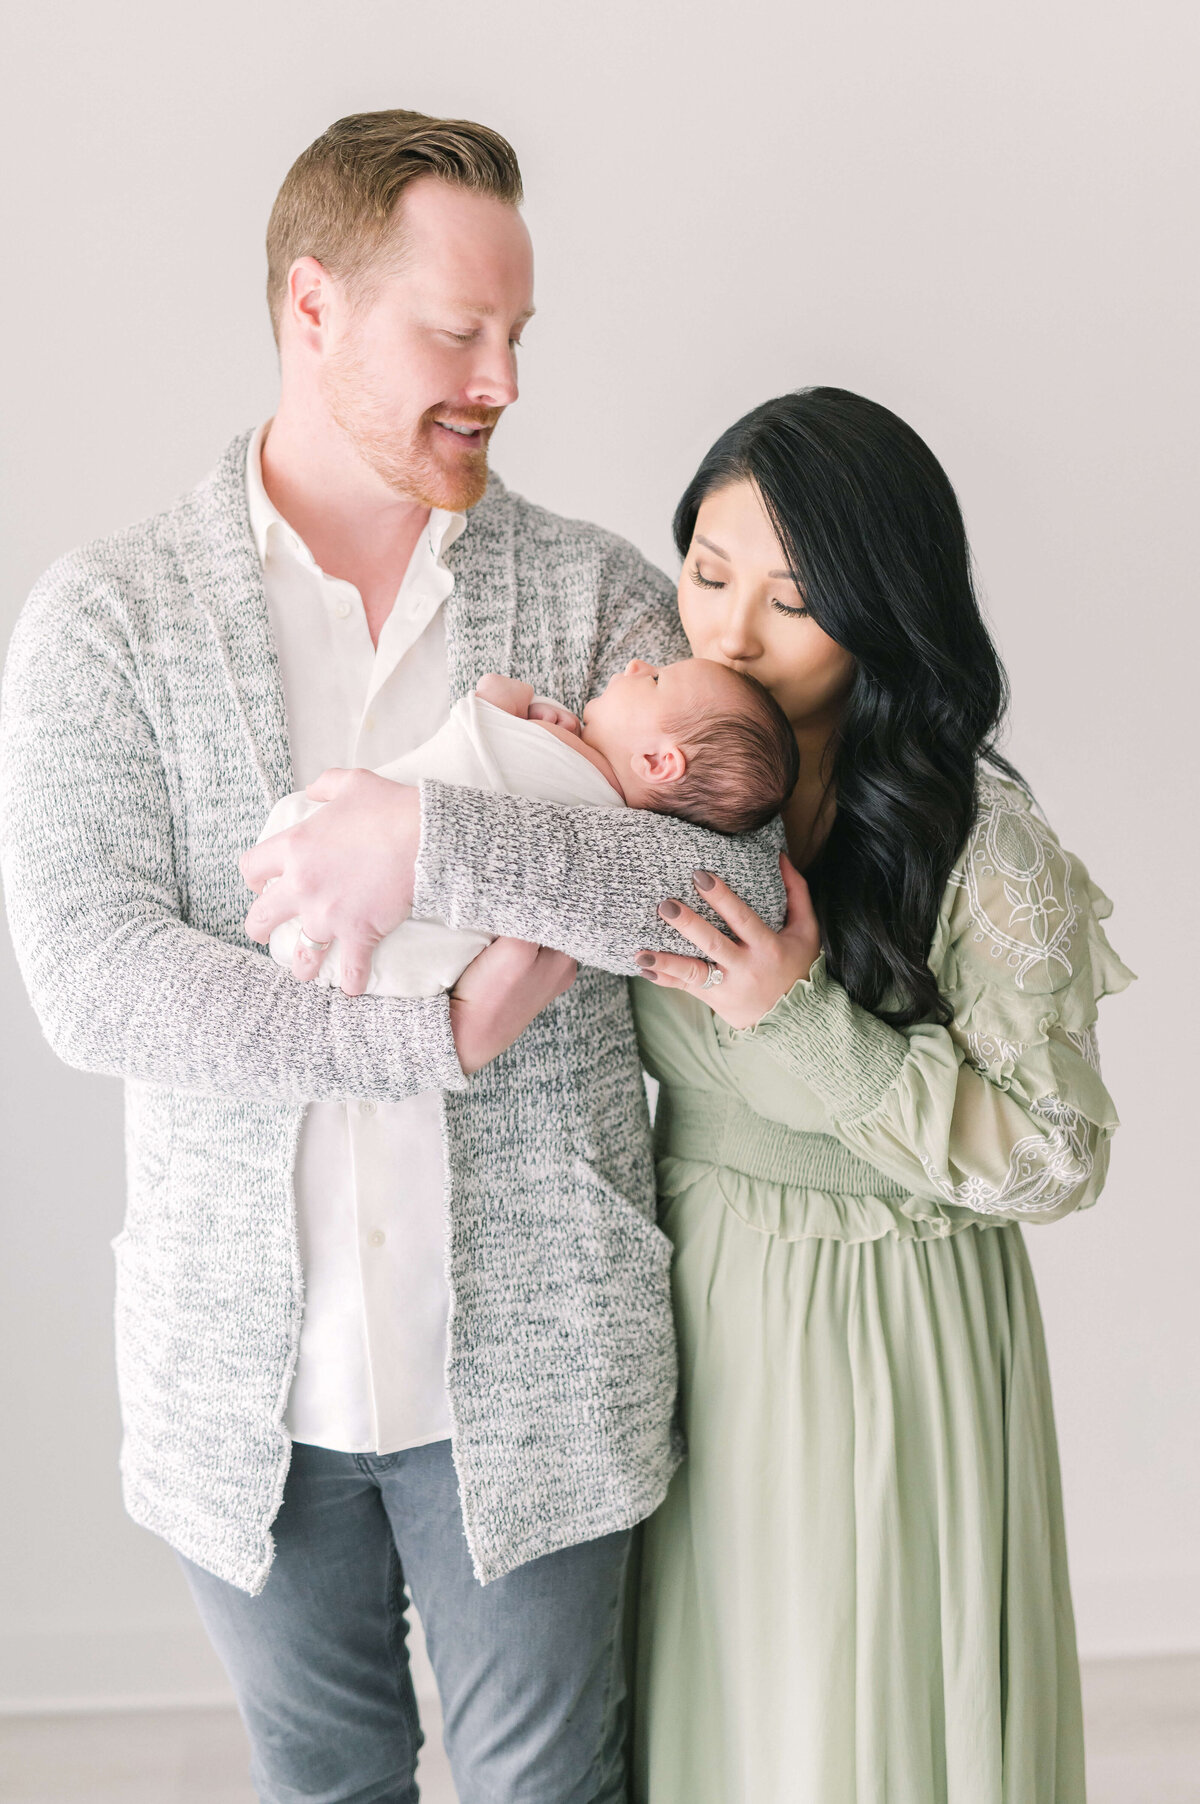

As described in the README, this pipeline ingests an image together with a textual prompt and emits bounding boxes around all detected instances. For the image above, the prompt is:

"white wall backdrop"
[2,0,1196,1708]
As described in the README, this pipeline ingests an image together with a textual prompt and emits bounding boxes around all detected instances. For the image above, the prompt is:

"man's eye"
[689,562,724,590]
[442,330,475,344]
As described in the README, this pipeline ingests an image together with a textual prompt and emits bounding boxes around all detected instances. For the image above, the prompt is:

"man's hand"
[240,769,421,995]
[449,937,578,1075]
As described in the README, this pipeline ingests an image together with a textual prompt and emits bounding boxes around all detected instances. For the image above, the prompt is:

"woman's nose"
[717,613,761,661]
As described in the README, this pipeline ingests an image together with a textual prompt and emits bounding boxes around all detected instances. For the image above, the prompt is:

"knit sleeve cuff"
[329,987,468,1100]
[408,990,469,1094]
[411,778,455,925]
[732,952,910,1122]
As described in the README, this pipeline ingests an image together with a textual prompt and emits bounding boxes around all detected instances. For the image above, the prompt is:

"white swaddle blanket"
[258,694,625,996]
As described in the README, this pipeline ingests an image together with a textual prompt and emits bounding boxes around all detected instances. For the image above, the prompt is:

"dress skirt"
[632,1157,1086,1804]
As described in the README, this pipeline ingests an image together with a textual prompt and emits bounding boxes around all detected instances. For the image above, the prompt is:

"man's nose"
[465,339,519,410]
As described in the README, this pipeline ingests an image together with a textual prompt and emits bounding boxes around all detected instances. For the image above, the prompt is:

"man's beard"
[322,338,500,511]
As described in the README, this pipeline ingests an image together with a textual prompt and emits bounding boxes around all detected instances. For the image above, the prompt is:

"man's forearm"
[413,779,787,976]
[11,909,464,1103]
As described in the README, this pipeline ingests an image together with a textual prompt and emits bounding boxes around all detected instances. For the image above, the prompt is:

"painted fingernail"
[634,953,657,969]
[641,970,659,981]
[659,899,682,920]
[693,869,716,892]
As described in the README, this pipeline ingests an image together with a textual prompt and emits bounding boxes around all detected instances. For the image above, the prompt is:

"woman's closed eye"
[688,561,724,591]
[688,561,810,618]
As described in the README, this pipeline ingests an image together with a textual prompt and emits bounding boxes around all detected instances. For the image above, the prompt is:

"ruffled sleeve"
[725,775,1136,1227]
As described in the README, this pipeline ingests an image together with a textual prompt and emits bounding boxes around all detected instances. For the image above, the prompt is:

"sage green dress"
[630,775,1134,1804]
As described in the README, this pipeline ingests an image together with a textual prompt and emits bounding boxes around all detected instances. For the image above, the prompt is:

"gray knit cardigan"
[0,432,785,1591]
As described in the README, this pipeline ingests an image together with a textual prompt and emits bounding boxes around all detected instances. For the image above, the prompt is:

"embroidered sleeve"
[733,776,1134,1226]
[917,1092,1096,1217]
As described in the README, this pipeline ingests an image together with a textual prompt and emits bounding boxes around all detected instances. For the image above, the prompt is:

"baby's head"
[581,658,799,834]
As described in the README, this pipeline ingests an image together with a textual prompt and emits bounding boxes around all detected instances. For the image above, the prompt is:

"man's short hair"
[265,109,524,344]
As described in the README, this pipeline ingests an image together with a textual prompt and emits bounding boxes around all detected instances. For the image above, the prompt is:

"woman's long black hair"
[674,387,1025,1028]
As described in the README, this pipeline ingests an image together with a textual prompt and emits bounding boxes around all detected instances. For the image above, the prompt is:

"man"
[0,110,782,1801]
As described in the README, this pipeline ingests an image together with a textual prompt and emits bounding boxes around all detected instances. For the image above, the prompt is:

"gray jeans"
[180,1439,631,1804]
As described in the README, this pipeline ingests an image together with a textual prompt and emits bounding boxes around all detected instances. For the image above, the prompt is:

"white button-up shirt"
[246,422,466,1454]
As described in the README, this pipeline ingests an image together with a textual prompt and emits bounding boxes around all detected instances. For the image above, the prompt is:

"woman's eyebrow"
[695,534,797,582]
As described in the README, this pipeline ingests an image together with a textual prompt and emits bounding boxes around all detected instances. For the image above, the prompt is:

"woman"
[626,388,1132,1802]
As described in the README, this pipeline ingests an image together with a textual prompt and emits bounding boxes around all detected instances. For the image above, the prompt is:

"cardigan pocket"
[567,1155,677,1407]
[571,1154,674,1270]
[120,1081,176,1244]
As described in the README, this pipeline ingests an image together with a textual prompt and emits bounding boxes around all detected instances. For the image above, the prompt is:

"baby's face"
[582,657,749,782]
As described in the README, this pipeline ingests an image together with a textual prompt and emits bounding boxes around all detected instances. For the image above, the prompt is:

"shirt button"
[367,1229,386,1248]
[335,600,352,620]
[358,1100,376,1116]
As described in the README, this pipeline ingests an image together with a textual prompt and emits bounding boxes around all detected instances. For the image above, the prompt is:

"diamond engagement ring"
[297,928,332,953]
[700,961,725,990]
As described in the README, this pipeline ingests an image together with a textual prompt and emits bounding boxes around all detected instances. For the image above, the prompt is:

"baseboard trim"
[3,1580,1196,1715]
[1071,1570,1200,1660]
[0,1689,236,1718]
[0,1618,442,1716]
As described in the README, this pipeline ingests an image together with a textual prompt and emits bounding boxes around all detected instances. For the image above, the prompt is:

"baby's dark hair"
[652,669,799,835]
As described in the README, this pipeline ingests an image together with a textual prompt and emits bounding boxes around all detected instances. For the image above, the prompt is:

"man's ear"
[631,745,688,788]
[286,255,334,352]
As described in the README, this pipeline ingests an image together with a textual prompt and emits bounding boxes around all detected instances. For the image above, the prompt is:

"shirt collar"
[245,420,467,573]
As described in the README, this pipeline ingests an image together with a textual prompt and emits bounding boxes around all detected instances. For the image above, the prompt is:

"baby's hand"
[528,699,582,736]
[474,673,536,718]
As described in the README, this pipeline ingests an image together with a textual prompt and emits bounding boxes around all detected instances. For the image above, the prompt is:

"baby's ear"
[632,745,687,787]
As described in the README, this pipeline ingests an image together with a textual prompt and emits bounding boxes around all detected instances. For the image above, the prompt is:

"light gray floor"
[1079,1655,1200,1804]
[1,1656,1197,1803]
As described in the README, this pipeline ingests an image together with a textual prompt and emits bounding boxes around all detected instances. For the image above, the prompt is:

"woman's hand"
[634,853,820,1030]
[240,769,421,994]
[449,936,578,1075]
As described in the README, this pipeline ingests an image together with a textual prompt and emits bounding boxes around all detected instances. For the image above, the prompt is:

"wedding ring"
[699,960,724,990]
[297,928,332,953]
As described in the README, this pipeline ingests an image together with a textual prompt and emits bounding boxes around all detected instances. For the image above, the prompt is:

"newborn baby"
[258,656,797,996]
